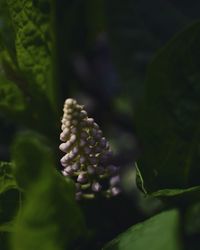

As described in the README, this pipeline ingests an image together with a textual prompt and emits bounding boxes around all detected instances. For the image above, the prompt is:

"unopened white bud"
[77,172,87,183]
[100,137,107,147]
[65,98,76,106]
[111,187,121,196]
[110,175,120,187]
[86,118,94,125]
[65,166,73,174]
[70,134,76,143]
[92,182,102,192]
[59,141,71,152]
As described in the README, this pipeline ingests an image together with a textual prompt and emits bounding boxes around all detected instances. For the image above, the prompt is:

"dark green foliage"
[135,22,200,195]
[11,131,86,250]
[0,74,26,117]
[7,0,54,105]
[103,209,182,250]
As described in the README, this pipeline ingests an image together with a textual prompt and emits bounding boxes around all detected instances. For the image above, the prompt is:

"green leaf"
[103,209,182,250]
[0,74,26,117]
[151,187,200,204]
[11,131,55,190]
[7,0,57,107]
[0,221,15,232]
[11,131,86,250]
[135,22,200,193]
[0,162,18,194]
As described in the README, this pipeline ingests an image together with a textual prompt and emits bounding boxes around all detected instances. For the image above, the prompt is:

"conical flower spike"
[60,98,121,200]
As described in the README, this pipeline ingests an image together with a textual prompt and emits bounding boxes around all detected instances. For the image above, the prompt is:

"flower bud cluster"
[60,98,121,200]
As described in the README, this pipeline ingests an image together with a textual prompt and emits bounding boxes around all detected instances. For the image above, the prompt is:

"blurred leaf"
[0,221,15,232]
[135,22,200,193]
[103,209,182,250]
[7,0,57,108]
[11,131,86,250]
[12,131,54,190]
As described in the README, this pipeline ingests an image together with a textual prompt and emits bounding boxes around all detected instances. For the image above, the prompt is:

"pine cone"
[59,98,121,200]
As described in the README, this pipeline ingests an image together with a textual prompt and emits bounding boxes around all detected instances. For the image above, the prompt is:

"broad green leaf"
[11,131,86,250]
[7,0,57,108]
[135,22,200,193]
[151,187,200,204]
[12,131,55,190]
[103,209,182,250]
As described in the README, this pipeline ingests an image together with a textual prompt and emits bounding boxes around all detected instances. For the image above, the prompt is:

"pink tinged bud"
[91,128,98,135]
[80,110,87,118]
[65,108,73,114]
[71,127,77,133]
[72,163,80,171]
[111,187,121,196]
[94,146,102,154]
[76,191,83,200]
[70,134,76,143]
[107,165,119,175]
[65,98,76,106]
[77,172,88,183]
[110,175,120,187]
[95,130,103,139]
[61,124,66,130]
[99,154,108,164]
[65,166,73,174]
[87,165,95,174]
[65,120,71,128]
[89,157,98,165]
[60,128,70,141]
[61,155,68,165]
[86,118,94,125]
[100,137,107,147]
[79,139,86,147]
[92,182,102,192]
[59,141,71,152]
[106,142,110,149]
[62,170,70,176]
[71,120,78,126]
[84,146,91,154]
[61,118,66,123]
[80,156,86,164]
[81,131,88,139]
[72,147,79,155]
[93,122,99,129]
